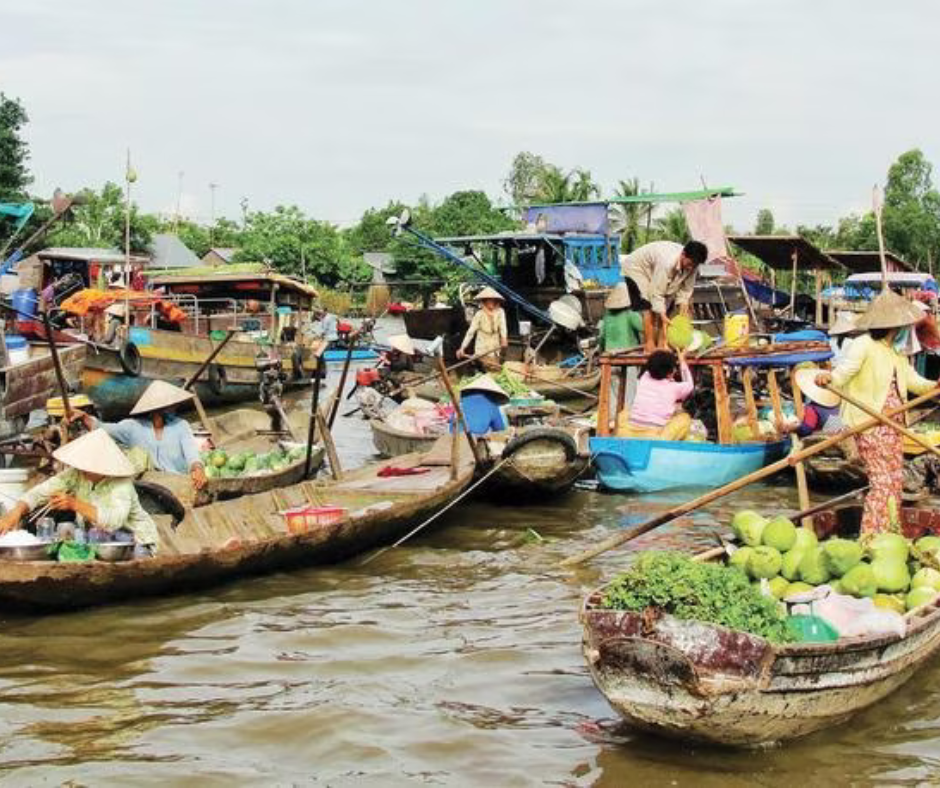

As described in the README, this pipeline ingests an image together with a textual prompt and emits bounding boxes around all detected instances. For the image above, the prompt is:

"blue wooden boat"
[323,347,379,362]
[590,436,790,493]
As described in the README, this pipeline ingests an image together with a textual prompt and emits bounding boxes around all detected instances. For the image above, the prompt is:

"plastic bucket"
[0,468,29,513]
[4,335,28,365]
[11,289,38,319]
[723,313,749,347]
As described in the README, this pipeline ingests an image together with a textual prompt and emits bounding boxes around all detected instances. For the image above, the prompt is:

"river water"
[1,326,939,785]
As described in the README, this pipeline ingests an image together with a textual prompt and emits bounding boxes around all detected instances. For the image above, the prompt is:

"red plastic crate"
[281,505,347,534]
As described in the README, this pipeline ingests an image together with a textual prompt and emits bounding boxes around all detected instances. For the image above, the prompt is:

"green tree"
[611,177,648,253]
[46,182,155,252]
[0,93,31,201]
[754,208,775,235]
[533,165,600,204]
[502,151,551,205]
[653,207,690,243]
[881,149,940,269]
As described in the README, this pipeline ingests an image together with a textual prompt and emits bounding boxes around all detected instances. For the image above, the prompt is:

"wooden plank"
[616,365,627,417]
[713,365,733,444]
[767,370,784,433]
[597,360,611,437]
[790,366,805,421]
[741,368,761,440]
[316,411,343,480]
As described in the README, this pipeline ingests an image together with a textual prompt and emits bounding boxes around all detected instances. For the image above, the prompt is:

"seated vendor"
[73,381,206,491]
[459,375,509,436]
[380,334,416,374]
[0,429,159,556]
[616,350,693,440]
[777,367,844,438]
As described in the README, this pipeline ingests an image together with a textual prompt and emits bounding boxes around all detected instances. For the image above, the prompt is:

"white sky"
[3,0,939,232]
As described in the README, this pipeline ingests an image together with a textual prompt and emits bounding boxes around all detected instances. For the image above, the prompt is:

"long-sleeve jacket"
[20,469,159,548]
[620,241,698,315]
[460,308,508,356]
[831,334,935,428]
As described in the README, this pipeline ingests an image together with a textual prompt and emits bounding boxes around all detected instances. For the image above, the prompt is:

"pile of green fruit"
[200,445,307,479]
[729,509,940,614]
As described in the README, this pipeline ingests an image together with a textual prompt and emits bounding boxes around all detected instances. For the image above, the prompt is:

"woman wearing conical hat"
[456,287,508,371]
[73,381,207,492]
[816,290,936,534]
[0,429,159,555]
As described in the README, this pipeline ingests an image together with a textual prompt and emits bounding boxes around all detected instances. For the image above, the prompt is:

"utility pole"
[240,197,249,227]
[209,182,219,245]
[175,170,185,232]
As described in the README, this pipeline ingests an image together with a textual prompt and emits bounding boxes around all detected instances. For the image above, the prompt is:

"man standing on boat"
[620,240,709,350]
[72,381,207,492]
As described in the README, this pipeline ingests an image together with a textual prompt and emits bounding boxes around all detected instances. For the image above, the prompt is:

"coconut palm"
[611,177,649,253]
[654,207,691,243]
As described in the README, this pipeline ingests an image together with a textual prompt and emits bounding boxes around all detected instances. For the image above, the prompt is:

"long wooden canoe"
[581,505,940,746]
[410,368,601,403]
[0,436,475,611]
[370,418,437,458]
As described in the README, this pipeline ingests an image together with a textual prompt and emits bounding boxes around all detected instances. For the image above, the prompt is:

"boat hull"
[580,506,940,746]
[489,427,589,497]
[370,419,437,458]
[589,436,791,493]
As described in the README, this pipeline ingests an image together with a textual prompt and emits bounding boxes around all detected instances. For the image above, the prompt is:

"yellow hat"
[130,380,194,416]
[53,428,136,477]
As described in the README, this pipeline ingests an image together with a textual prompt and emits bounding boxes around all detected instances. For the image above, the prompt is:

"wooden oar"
[827,385,940,461]
[559,386,940,567]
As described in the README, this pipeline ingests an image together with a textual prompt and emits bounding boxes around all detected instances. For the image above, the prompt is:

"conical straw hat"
[856,289,925,331]
[53,428,136,477]
[474,286,504,302]
[461,374,510,402]
[604,282,631,310]
[793,367,840,408]
[828,313,860,337]
[387,334,415,355]
[130,380,194,416]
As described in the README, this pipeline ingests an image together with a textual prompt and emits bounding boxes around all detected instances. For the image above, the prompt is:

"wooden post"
[713,363,733,444]
[41,312,72,421]
[304,362,322,478]
[597,358,612,437]
[435,354,484,467]
[616,365,627,418]
[789,249,798,316]
[315,410,343,480]
[814,269,823,327]
[767,370,784,430]
[741,368,760,440]
[792,436,813,529]
[449,413,461,481]
[328,338,355,429]
[790,366,805,421]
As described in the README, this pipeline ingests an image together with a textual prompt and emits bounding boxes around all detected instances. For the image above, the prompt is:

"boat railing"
[149,295,240,333]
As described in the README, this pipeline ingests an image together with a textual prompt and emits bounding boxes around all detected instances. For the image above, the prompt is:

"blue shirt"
[459,392,508,435]
[98,414,201,474]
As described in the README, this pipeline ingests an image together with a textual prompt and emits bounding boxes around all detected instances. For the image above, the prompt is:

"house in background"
[202,247,238,266]
[149,233,200,269]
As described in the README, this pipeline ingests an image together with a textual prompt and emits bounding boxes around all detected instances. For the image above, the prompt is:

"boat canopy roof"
[37,247,149,265]
[728,235,843,271]
[829,250,915,273]
[438,233,566,245]
[149,270,319,304]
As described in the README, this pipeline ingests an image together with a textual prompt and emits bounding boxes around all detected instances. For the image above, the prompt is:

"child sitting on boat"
[0,429,159,556]
[615,350,693,440]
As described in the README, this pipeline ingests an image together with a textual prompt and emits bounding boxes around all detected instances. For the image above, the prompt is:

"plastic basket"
[281,505,347,534]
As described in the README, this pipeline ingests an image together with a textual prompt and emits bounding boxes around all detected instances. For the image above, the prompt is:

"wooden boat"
[0,341,85,435]
[581,504,940,747]
[139,408,324,507]
[411,367,601,403]
[589,342,832,494]
[370,418,437,458]
[590,435,791,493]
[0,436,475,611]
[802,436,867,493]
[485,426,590,497]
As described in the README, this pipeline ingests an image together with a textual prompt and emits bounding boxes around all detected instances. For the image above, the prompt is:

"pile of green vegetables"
[200,446,306,479]
[450,368,532,399]
[729,506,940,614]
[601,551,793,644]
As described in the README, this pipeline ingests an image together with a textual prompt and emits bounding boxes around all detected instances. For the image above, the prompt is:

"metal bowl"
[0,541,54,561]
[94,542,135,562]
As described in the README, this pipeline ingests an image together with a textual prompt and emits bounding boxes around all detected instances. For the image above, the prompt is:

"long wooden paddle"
[559,386,940,567]
[827,385,940,461]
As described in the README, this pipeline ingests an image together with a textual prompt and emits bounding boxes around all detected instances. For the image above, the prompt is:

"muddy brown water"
[1,339,939,785]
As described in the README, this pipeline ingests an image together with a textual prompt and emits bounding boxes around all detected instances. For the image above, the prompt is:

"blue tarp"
[744,278,789,308]
[725,350,833,368]
[773,330,828,343]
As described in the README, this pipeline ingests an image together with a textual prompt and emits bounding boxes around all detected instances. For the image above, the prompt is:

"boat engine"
[256,354,287,405]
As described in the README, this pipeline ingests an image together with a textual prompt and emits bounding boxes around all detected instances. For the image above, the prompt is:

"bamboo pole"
[559,386,940,567]
[304,362,322,478]
[827,385,940,461]
[435,354,484,467]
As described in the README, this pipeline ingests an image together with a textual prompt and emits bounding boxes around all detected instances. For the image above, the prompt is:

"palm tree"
[534,166,601,204]
[611,177,649,253]
[654,207,691,243]
[569,168,600,201]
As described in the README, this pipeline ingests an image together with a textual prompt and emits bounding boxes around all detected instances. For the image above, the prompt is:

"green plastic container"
[786,614,839,643]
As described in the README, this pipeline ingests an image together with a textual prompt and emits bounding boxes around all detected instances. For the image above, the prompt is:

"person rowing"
[72,381,207,492]
[0,429,159,556]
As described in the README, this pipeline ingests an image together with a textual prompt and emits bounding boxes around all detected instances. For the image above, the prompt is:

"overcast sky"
[3,0,938,232]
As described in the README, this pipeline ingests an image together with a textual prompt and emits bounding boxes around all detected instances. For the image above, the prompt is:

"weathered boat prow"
[488,426,589,497]
[581,505,940,746]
